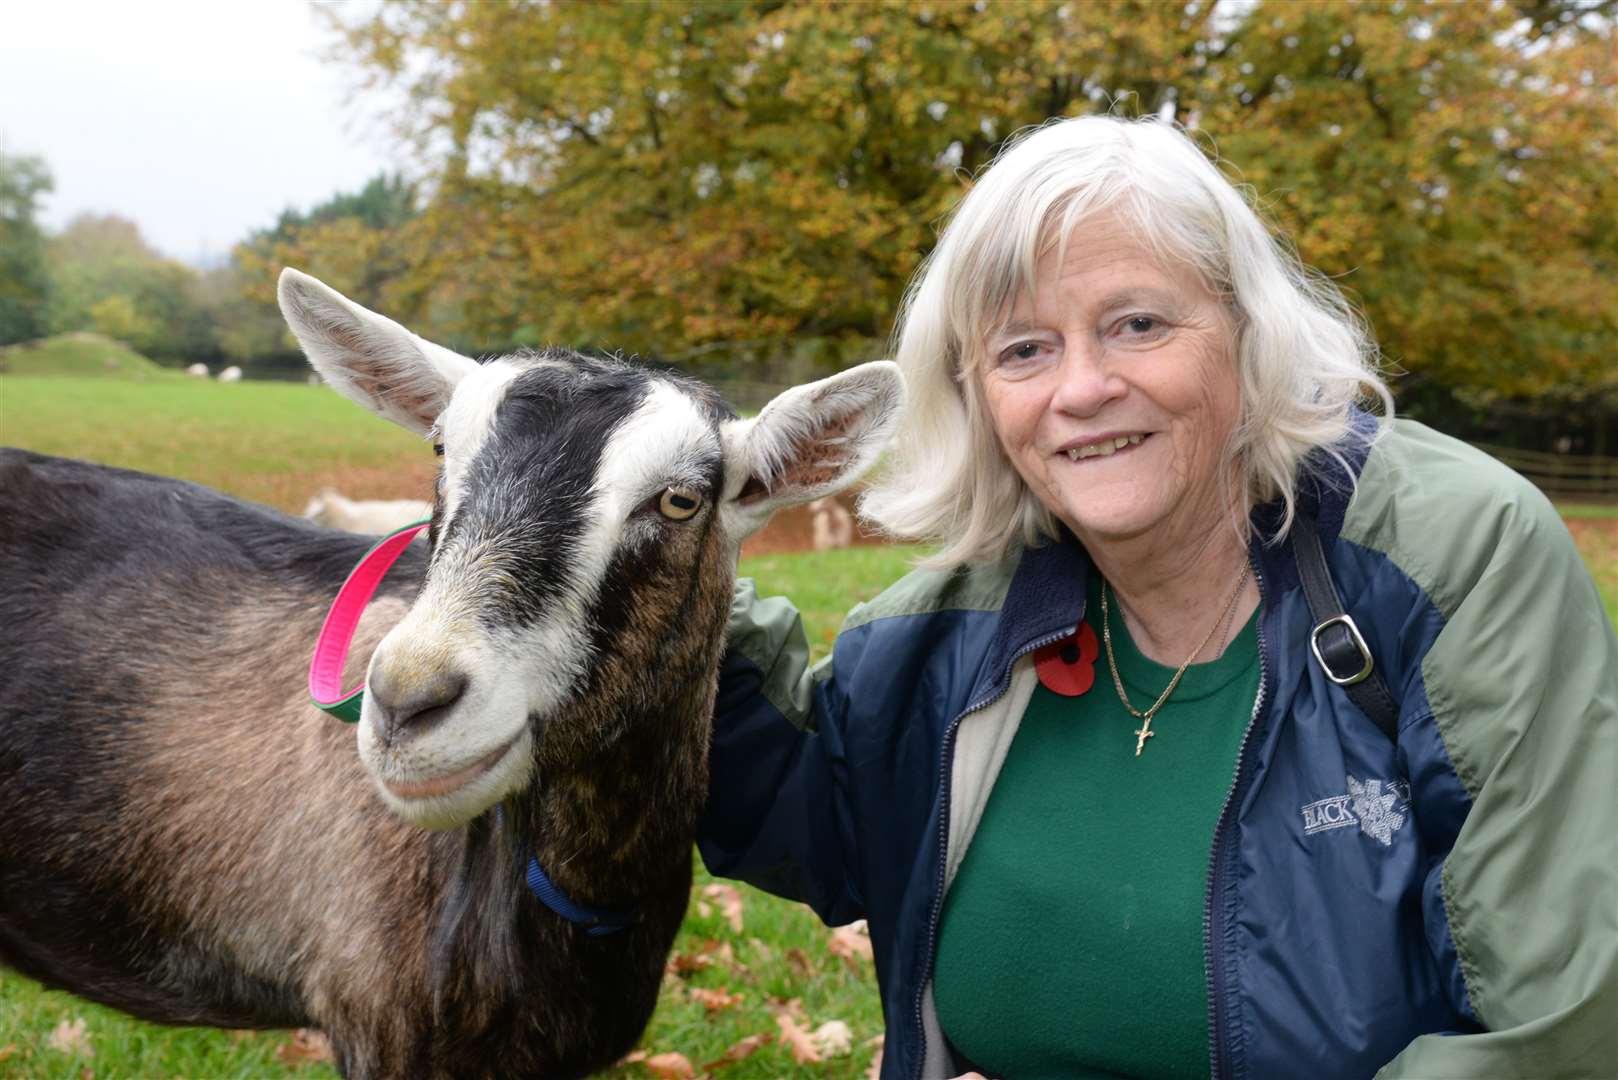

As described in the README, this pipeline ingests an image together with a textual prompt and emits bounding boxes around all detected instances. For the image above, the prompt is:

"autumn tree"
[229,173,423,366]
[1189,0,1617,420]
[0,151,55,346]
[321,1,1614,418]
[234,173,419,310]
[45,214,217,364]
[324,1,1216,366]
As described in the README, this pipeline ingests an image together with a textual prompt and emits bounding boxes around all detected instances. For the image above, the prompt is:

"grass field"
[0,371,1613,1077]
[0,334,183,382]
[1,375,436,513]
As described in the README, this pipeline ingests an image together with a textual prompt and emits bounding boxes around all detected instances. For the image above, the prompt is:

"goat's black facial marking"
[427,353,728,647]
[442,360,653,629]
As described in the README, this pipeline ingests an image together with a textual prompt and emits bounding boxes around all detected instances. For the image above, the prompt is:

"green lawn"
[0,333,181,381]
[0,374,436,512]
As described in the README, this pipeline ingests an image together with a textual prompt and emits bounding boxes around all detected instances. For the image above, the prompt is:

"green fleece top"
[933,586,1259,1079]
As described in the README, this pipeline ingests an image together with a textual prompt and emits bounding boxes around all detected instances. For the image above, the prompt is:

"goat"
[303,487,434,535]
[0,269,903,1078]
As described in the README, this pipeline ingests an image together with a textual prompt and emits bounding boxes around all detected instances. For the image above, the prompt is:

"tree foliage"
[231,173,422,357]
[0,152,55,345]
[318,0,1614,406]
[44,214,217,363]
[1193,0,1617,407]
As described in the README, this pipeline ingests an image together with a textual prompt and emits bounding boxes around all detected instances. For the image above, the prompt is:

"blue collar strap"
[524,856,636,936]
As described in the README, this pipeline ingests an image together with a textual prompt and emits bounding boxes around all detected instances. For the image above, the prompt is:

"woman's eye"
[1116,314,1169,340]
[657,486,703,521]
[999,341,1045,365]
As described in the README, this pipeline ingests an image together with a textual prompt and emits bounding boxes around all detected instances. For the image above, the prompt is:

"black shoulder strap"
[1292,511,1402,743]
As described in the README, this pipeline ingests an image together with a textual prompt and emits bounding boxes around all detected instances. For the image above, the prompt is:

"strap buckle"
[1310,614,1375,686]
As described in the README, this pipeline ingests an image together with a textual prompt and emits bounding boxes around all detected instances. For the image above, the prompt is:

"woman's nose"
[1048,342,1124,417]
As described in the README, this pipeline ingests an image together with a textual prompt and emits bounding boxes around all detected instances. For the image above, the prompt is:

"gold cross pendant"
[1134,719,1155,757]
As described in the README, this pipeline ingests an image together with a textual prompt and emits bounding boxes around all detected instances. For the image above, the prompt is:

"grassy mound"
[0,332,179,380]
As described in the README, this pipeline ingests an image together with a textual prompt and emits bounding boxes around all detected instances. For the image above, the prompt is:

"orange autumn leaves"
[624,879,883,1079]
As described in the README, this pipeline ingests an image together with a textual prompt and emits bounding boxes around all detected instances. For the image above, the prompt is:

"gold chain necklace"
[1102,563,1251,757]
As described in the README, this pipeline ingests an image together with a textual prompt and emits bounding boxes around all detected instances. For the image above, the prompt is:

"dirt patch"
[1563,517,1618,544]
[741,491,889,557]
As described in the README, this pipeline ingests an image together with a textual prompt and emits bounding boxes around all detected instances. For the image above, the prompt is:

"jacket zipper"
[1204,554,1269,1080]
[909,622,1077,1080]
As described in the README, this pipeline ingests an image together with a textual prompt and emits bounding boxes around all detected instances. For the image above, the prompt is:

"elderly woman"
[699,116,1616,1079]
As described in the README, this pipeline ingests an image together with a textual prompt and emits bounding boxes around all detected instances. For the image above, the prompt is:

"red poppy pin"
[1034,621,1099,697]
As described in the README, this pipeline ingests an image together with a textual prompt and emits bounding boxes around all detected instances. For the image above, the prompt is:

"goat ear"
[720,361,905,538]
[277,268,477,437]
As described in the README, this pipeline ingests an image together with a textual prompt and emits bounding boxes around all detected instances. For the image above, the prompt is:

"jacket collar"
[965,534,1091,712]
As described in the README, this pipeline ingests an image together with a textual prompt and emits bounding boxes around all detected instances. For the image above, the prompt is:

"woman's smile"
[1058,432,1151,462]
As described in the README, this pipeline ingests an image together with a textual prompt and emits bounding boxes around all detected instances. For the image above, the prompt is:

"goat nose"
[367,665,467,744]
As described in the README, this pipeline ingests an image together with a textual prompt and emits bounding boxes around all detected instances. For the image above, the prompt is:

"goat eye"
[658,487,703,521]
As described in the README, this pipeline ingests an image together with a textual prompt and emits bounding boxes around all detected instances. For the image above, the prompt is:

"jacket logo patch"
[1301,776,1410,847]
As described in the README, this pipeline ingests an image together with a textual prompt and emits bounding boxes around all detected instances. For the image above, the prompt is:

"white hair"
[860,115,1393,567]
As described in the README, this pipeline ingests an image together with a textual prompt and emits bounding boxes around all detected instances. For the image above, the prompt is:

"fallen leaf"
[695,899,712,918]
[768,996,809,1024]
[784,946,815,979]
[702,882,745,933]
[828,921,874,966]
[641,1050,695,1079]
[80,1069,94,1080]
[701,1032,770,1071]
[275,1028,334,1066]
[0,1045,16,1064]
[48,1018,93,1058]
[667,951,713,976]
[689,986,744,1012]
[866,1045,883,1080]
[776,1013,823,1065]
[811,1019,854,1057]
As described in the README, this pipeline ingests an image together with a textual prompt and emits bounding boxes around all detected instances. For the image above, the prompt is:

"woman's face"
[979,215,1243,549]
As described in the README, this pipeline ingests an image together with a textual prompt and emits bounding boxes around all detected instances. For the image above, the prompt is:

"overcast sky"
[1,0,397,266]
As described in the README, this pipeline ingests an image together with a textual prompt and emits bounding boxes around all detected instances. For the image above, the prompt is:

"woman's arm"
[696,578,867,927]
[1374,490,1617,1078]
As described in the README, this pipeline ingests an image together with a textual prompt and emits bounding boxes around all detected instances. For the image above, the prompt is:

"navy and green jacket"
[698,419,1618,1079]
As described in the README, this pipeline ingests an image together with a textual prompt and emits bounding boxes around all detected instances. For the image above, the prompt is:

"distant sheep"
[809,496,855,550]
[217,365,243,382]
[303,488,433,536]
[185,363,209,378]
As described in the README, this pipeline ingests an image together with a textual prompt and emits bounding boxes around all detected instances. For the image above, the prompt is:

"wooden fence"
[1474,442,1618,504]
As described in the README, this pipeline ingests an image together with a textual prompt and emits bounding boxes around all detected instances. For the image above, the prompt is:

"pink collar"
[309,520,430,723]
